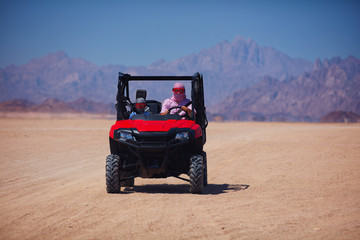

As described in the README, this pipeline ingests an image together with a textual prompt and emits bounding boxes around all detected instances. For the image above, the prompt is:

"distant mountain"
[32,98,78,113]
[0,51,125,104]
[147,36,313,101]
[2,36,358,121]
[0,99,36,112]
[214,56,360,121]
[0,37,313,107]
[68,97,115,114]
[320,111,360,123]
[0,98,115,114]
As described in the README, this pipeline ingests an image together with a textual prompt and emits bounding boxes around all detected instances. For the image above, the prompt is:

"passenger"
[129,98,150,119]
[160,83,192,117]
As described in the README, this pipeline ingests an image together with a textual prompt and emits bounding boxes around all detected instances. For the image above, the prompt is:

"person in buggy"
[129,97,151,119]
[160,82,192,118]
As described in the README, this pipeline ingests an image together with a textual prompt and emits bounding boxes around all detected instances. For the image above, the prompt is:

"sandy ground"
[0,117,359,239]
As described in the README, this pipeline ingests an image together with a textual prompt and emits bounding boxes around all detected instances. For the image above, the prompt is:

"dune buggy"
[106,72,208,194]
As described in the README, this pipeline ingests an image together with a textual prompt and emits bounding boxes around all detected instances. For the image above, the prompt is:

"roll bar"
[115,72,208,143]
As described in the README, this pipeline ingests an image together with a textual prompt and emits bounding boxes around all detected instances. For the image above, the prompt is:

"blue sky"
[1,0,359,68]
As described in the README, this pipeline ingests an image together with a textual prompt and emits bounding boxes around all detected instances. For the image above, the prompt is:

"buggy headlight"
[175,132,189,140]
[119,131,135,141]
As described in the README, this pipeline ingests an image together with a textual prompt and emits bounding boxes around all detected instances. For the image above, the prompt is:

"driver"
[160,82,192,117]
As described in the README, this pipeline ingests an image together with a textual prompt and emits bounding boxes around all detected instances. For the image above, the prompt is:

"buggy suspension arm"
[174,175,190,183]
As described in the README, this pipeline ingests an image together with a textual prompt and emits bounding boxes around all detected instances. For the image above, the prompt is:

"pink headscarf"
[171,82,186,103]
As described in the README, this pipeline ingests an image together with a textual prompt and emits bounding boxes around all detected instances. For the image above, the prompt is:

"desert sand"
[0,117,359,239]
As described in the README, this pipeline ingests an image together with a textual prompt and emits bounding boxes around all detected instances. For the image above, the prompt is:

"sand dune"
[0,118,359,239]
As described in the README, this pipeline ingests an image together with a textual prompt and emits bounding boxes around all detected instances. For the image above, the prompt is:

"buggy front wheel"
[189,154,204,194]
[106,154,121,193]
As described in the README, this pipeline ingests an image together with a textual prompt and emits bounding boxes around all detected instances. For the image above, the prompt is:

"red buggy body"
[106,73,208,194]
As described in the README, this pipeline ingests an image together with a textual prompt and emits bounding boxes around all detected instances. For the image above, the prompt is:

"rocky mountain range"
[0,98,115,114]
[0,36,313,107]
[1,36,359,121]
[214,56,360,121]
[0,51,125,104]
[320,111,360,123]
[131,36,313,106]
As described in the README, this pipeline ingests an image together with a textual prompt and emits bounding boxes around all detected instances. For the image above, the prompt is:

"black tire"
[189,154,204,194]
[202,151,208,186]
[106,154,120,193]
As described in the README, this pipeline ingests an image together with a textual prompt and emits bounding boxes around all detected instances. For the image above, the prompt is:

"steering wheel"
[168,106,190,119]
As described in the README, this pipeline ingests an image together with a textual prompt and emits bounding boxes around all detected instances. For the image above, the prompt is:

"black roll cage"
[115,72,208,143]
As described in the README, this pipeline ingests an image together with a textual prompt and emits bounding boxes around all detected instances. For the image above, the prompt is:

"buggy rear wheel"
[189,154,204,194]
[106,154,121,193]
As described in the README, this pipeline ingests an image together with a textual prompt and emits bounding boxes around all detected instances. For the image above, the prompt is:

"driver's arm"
[181,106,192,116]
[160,99,171,115]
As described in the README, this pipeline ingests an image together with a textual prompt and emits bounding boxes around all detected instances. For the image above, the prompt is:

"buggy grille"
[141,150,165,168]
[135,132,169,146]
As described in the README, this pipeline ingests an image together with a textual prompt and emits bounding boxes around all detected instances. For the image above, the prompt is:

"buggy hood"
[109,119,202,139]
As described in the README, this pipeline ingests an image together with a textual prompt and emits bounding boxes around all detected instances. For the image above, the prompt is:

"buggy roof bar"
[118,72,197,81]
